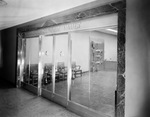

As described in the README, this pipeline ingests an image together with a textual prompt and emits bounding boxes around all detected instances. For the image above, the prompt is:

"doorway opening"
[17,2,126,116]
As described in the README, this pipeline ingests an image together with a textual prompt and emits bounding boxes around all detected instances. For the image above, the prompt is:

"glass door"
[40,34,69,106]
[70,32,90,107]
[19,29,117,117]
[89,34,117,117]
[54,34,68,98]
[41,36,53,92]
[69,29,117,117]
[22,37,39,94]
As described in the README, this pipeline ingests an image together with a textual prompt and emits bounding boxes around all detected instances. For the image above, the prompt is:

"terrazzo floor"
[43,70,117,117]
[0,79,80,117]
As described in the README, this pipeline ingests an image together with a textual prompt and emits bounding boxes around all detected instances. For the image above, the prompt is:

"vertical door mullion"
[89,34,91,107]
[67,32,72,101]
[18,39,22,87]
[52,35,56,94]
[38,35,43,96]
[28,40,31,84]
[17,34,22,87]
[20,39,25,85]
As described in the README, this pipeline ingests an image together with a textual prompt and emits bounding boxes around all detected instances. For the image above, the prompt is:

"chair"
[56,62,67,81]
[30,64,38,86]
[72,62,82,79]
[42,63,53,85]
[23,64,31,84]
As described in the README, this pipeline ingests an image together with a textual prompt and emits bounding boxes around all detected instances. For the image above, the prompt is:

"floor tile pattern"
[0,80,80,117]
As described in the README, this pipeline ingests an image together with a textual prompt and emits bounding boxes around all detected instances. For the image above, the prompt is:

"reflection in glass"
[89,31,117,116]
[41,36,53,91]
[55,34,68,97]
[70,29,117,117]
[23,38,39,87]
[71,32,90,107]
[21,26,117,117]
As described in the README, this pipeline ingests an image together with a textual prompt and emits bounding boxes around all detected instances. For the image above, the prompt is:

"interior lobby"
[22,25,118,117]
[0,0,150,117]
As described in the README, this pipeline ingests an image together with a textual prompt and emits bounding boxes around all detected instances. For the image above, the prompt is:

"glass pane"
[55,34,68,97]
[89,31,117,116]
[71,32,90,107]
[23,38,39,87]
[41,36,53,91]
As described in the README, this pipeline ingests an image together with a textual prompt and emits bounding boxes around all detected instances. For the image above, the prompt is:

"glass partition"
[55,34,68,97]
[23,37,39,87]
[70,32,90,107]
[70,29,117,117]
[20,27,117,117]
[89,32,117,116]
[17,10,122,117]
[21,28,117,117]
[41,36,53,91]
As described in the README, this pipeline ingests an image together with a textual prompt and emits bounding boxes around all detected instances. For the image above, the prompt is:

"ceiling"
[0,0,121,31]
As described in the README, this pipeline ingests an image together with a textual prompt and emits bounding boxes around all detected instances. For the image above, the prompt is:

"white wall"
[26,37,39,65]
[26,35,68,67]
[41,36,53,65]
[71,32,90,72]
[71,31,117,72]
[24,31,117,72]
[55,34,68,66]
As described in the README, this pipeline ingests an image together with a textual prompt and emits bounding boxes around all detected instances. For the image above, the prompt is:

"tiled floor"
[0,79,80,117]
[71,71,116,117]
[43,70,117,117]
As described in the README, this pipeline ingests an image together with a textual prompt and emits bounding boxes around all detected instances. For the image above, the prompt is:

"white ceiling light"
[106,28,117,33]
[0,0,7,6]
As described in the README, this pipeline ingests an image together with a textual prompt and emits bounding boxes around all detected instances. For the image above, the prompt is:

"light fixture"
[106,28,117,33]
[0,0,7,6]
